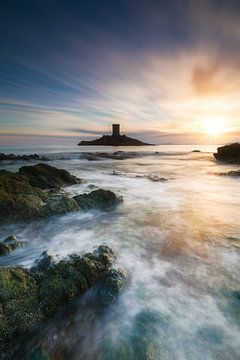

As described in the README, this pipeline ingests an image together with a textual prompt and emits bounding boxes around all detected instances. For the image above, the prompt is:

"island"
[78,124,154,146]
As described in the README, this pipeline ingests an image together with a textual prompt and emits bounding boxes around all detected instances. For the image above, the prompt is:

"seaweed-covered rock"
[214,143,240,163]
[0,246,116,352]
[0,170,47,222]
[74,189,122,210]
[0,167,122,223]
[19,163,83,189]
[0,170,80,222]
[0,235,25,256]
[98,268,128,306]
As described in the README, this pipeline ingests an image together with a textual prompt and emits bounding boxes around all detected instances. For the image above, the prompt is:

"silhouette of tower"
[112,124,120,137]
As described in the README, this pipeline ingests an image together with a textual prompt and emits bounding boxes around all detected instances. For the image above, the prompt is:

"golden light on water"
[203,117,227,135]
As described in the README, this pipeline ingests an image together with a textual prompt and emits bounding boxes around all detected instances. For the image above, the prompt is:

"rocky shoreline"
[0,162,126,359]
[0,153,49,162]
[0,163,122,223]
[0,246,127,359]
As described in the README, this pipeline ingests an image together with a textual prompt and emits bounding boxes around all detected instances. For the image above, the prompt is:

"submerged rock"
[0,235,25,256]
[19,163,83,189]
[74,189,122,210]
[0,246,118,353]
[214,143,240,164]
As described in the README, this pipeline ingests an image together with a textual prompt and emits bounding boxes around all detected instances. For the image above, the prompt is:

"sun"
[203,118,226,135]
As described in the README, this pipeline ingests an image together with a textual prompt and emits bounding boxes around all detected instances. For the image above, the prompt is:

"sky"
[0,0,240,145]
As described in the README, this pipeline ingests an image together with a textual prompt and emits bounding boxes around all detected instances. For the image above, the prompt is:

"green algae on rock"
[18,163,83,189]
[0,246,118,354]
[0,235,25,256]
[0,169,79,222]
[74,189,122,210]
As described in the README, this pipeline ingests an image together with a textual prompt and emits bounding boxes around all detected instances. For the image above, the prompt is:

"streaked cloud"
[0,0,240,145]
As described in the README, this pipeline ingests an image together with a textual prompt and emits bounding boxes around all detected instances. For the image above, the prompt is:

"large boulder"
[214,143,240,163]
[0,170,79,222]
[0,246,117,353]
[0,170,47,222]
[74,189,122,210]
[18,163,83,189]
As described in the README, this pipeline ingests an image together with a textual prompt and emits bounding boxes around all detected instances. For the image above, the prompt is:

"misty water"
[0,145,240,359]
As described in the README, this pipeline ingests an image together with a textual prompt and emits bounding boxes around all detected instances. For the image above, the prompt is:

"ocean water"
[0,144,240,359]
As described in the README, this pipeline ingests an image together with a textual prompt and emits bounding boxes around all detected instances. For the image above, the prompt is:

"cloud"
[0,0,240,144]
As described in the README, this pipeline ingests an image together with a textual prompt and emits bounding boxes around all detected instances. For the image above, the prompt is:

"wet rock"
[146,175,168,182]
[0,153,49,162]
[0,235,25,256]
[0,246,117,353]
[74,189,122,210]
[0,170,47,222]
[98,268,128,306]
[214,143,240,163]
[44,194,79,216]
[215,170,240,177]
[0,170,80,222]
[19,163,83,189]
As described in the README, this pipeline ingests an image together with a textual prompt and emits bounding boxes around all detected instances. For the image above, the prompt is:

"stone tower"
[112,124,120,137]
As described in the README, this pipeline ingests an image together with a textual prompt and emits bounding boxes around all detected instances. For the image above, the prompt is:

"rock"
[146,175,168,182]
[214,143,240,163]
[0,169,80,222]
[19,163,83,189]
[0,246,117,352]
[0,170,47,222]
[98,268,128,306]
[192,150,201,152]
[215,170,240,177]
[0,167,121,223]
[0,153,49,162]
[0,235,25,256]
[74,189,122,210]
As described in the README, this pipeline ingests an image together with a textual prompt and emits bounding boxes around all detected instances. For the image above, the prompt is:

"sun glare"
[203,118,226,135]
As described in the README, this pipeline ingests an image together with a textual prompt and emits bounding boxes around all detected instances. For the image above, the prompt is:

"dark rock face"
[0,235,25,256]
[214,143,240,163]
[78,134,153,146]
[19,163,83,189]
[0,246,118,352]
[0,153,49,162]
[74,189,122,210]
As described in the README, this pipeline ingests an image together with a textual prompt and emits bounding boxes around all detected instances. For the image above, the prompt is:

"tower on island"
[78,123,153,146]
[112,124,120,137]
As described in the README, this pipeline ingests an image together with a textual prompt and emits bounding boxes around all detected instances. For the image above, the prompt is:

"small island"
[78,124,154,146]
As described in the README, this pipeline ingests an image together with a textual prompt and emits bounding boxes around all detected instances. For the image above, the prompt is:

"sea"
[0,144,239,359]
